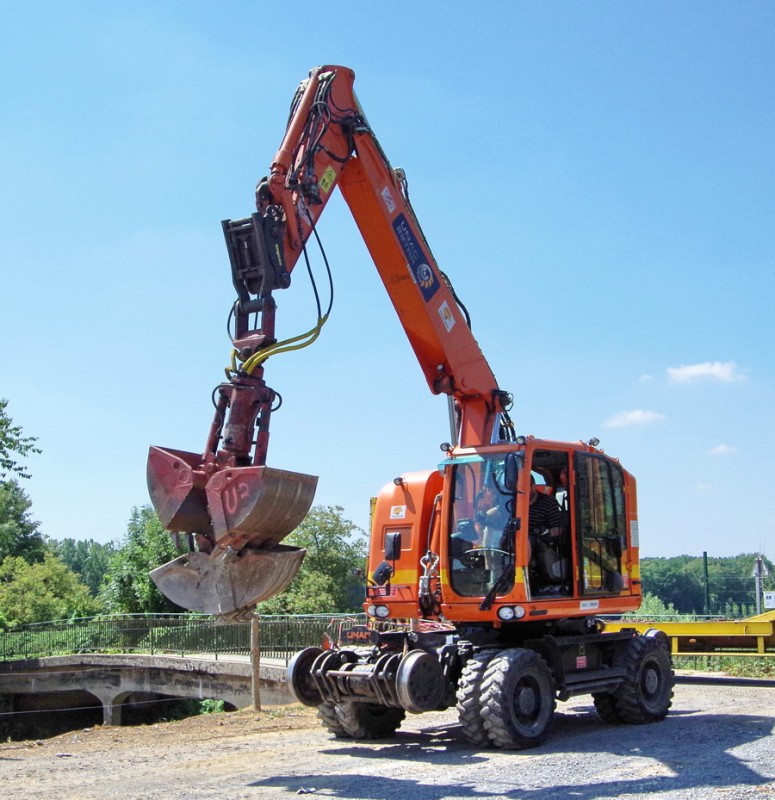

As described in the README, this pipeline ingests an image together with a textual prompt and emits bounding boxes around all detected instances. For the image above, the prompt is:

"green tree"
[50,538,116,596]
[0,552,101,627]
[100,506,190,614]
[629,592,681,620]
[0,480,46,564]
[0,398,41,481]
[641,556,706,614]
[259,505,367,615]
[641,553,773,616]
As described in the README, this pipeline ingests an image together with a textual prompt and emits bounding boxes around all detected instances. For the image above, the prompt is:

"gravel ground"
[1,678,774,800]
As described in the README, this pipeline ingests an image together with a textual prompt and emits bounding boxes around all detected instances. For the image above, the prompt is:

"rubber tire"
[456,649,498,745]
[480,649,556,749]
[592,691,624,724]
[610,635,674,724]
[328,702,405,740]
[316,703,348,738]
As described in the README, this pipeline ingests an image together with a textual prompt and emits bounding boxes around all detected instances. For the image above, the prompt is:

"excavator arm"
[147,66,511,618]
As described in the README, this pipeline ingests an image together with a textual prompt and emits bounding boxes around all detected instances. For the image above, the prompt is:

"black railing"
[0,613,367,663]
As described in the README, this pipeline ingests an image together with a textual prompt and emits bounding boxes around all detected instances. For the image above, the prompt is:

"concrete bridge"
[0,653,290,726]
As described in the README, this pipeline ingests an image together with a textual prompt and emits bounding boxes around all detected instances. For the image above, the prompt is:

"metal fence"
[0,613,366,663]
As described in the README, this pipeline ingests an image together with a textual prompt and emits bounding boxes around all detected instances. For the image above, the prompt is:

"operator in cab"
[528,474,563,589]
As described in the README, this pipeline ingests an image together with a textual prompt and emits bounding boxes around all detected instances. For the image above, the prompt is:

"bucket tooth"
[150,545,307,617]
[205,465,318,545]
[147,446,212,535]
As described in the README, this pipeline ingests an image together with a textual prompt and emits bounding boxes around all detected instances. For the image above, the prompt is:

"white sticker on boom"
[389,505,407,520]
[438,301,455,332]
[580,600,600,611]
[381,186,396,213]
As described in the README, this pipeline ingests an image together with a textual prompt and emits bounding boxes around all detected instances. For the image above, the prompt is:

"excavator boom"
[148,66,509,618]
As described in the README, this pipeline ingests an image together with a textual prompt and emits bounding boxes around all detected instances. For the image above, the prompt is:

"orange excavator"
[147,66,673,748]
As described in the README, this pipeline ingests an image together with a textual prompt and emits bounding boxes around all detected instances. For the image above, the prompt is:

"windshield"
[447,455,516,598]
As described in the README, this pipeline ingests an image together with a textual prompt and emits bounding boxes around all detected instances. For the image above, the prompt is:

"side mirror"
[504,452,519,493]
[371,560,394,586]
[384,531,402,561]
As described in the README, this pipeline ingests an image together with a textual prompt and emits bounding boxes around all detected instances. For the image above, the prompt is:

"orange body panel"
[366,470,442,618]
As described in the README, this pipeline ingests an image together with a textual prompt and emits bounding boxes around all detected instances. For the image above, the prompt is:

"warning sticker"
[319,165,336,194]
[438,301,455,332]
[381,186,396,213]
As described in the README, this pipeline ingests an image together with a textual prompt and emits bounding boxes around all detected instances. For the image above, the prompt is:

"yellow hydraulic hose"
[230,314,329,376]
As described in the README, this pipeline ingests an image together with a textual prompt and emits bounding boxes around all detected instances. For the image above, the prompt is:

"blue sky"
[2,2,773,559]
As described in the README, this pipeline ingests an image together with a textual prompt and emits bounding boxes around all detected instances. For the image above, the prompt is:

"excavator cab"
[366,438,640,625]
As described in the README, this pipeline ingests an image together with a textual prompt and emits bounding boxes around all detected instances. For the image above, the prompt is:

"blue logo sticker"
[392,214,439,301]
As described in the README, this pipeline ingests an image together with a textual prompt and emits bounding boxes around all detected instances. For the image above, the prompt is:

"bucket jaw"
[147,444,318,618]
[150,545,307,620]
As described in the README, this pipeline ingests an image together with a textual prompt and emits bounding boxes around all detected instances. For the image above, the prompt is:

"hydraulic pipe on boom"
[147,65,512,618]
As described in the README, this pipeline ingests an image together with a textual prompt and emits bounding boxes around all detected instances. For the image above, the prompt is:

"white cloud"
[709,443,737,457]
[638,373,654,383]
[667,361,747,384]
[603,409,666,428]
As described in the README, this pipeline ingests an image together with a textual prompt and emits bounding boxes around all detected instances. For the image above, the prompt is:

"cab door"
[574,452,627,594]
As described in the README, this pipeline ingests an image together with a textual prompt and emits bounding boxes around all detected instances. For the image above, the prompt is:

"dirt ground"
[2,680,775,800]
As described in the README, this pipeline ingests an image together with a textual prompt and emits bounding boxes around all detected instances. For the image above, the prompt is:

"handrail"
[0,613,366,663]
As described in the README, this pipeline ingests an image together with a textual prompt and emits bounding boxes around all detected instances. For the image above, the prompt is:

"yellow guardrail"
[606,610,775,657]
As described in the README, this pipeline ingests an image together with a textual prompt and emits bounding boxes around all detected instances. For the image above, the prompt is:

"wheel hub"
[516,684,538,717]
[643,666,660,696]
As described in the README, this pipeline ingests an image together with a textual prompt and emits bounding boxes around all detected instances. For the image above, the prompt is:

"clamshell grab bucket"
[147,445,318,616]
[150,545,307,617]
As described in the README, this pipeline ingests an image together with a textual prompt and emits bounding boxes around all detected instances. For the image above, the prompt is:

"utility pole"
[251,615,262,711]
[752,556,766,616]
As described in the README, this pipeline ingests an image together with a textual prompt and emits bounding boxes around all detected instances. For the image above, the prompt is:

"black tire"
[316,703,348,738]
[611,635,674,724]
[456,649,498,745]
[592,691,624,724]
[331,701,405,740]
[480,649,556,749]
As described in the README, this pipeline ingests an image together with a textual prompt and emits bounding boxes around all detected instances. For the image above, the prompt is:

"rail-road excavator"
[147,65,673,749]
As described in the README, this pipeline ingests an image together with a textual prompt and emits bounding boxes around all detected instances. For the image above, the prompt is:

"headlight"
[373,605,390,619]
[366,604,377,617]
[497,605,526,621]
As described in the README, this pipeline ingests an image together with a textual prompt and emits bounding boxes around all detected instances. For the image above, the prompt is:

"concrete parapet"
[0,653,290,726]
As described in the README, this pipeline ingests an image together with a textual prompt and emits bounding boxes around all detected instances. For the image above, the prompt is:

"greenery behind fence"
[0,613,366,663]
